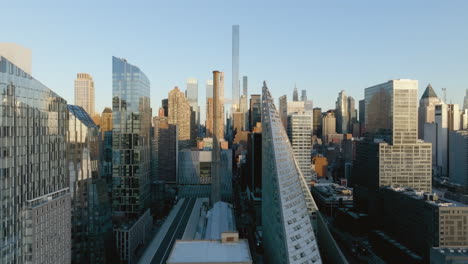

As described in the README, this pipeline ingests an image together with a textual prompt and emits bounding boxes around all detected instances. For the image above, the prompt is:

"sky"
[3,0,468,122]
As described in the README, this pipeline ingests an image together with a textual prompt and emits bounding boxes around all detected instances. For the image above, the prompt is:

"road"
[150,197,196,264]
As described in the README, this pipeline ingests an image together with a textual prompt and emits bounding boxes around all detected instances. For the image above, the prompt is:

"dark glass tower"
[112,56,151,219]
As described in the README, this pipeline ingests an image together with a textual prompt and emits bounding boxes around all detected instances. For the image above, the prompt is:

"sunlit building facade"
[74,73,95,116]
[0,55,71,264]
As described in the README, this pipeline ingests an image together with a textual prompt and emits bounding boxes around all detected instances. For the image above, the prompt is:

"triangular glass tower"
[261,82,322,264]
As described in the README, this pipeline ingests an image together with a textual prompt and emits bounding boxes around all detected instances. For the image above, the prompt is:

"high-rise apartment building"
[335,90,349,134]
[418,84,441,139]
[261,82,321,264]
[0,53,71,264]
[112,57,152,263]
[347,96,356,132]
[287,112,314,183]
[168,86,193,149]
[279,95,288,129]
[449,130,468,186]
[232,25,240,111]
[313,107,322,137]
[239,94,248,131]
[75,73,95,116]
[365,79,432,192]
[68,105,113,264]
[249,94,261,131]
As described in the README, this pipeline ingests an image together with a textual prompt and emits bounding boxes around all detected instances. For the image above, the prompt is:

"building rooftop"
[205,201,236,240]
[421,83,439,99]
[167,239,252,264]
[312,183,353,203]
[386,186,467,207]
[432,247,468,257]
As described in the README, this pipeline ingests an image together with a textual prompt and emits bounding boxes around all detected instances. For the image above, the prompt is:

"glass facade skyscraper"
[112,56,151,219]
[0,55,71,264]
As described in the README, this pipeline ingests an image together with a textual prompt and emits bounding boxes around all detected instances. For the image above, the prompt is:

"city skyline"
[3,1,468,117]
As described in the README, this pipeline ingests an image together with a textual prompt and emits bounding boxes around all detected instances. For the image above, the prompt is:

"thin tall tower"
[211,71,223,204]
[232,25,240,112]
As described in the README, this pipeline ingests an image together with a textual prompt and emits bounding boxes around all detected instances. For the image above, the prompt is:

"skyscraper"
[168,86,193,149]
[242,75,248,96]
[261,82,321,264]
[0,52,71,264]
[313,107,322,137]
[112,56,152,262]
[365,79,432,192]
[206,79,213,99]
[293,85,299,101]
[232,25,240,111]
[347,96,356,132]
[206,97,214,137]
[449,130,468,186]
[186,78,199,133]
[322,110,336,142]
[435,103,460,177]
[287,112,314,183]
[249,94,261,131]
[418,84,441,139]
[162,98,169,117]
[359,99,365,136]
[75,73,95,115]
[68,105,113,264]
[211,70,224,204]
[153,116,178,183]
[301,89,307,101]
[335,90,349,134]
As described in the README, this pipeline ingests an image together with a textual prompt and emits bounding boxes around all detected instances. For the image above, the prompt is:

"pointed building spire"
[421,83,438,99]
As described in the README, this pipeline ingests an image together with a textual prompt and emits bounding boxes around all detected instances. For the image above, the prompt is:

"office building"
[301,89,307,101]
[335,90,349,134]
[68,105,114,264]
[0,52,71,264]
[249,94,261,131]
[376,187,468,262]
[322,110,336,142]
[418,84,441,139]
[75,73,95,116]
[449,130,468,186]
[232,25,240,111]
[430,248,468,264]
[112,56,152,263]
[287,112,314,183]
[168,86,193,149]
[261,82,321,264]
[365,80,431,192]
[293,85,299,101]
[233,111,244,133]
[347,96,356,132]
[313,108,322,137]
[153,116,178,183]
[435,103,460,177]
[186,78,199,132]
[359,99,365,136]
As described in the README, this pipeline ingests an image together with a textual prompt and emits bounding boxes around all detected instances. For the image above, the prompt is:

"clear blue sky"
[4,0,468,120]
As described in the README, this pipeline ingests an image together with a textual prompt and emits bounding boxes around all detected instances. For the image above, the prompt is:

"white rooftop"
[204,201,236,240]
[167,239,252,264]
